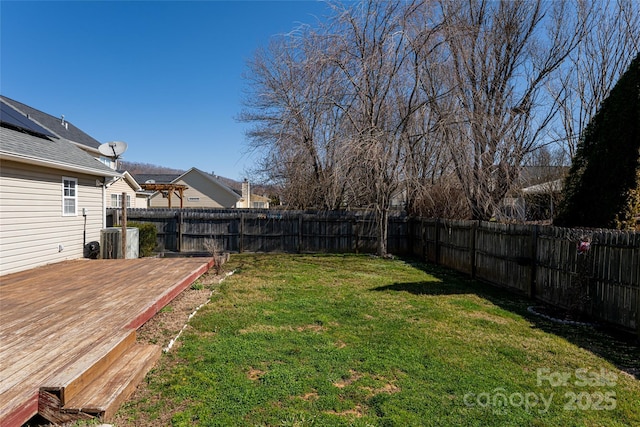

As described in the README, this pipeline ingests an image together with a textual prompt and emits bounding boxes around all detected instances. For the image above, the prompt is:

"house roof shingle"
[0,97,118,177]
[133,173,182,184]
[0,95,102,150]
[0,126,118,177]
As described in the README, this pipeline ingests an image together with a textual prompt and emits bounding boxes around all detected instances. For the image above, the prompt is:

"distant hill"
[118,160,184,175]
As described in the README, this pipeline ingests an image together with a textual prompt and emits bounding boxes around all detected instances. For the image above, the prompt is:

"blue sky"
[1,0,332,180]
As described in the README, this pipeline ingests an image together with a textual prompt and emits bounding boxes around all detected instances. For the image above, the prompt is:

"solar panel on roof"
[0,101,56,138]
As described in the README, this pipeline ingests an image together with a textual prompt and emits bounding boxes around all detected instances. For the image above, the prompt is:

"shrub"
[127,221,158,257]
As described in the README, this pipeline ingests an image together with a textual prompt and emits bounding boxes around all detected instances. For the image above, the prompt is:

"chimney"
[242,179,250,208]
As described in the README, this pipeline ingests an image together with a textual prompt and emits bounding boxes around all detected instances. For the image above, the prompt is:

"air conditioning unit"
[101,227,139,259]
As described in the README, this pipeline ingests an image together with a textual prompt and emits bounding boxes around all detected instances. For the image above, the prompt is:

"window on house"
[98,156,113,168]
[252,202,265,209]
[111,194,131,208]
[62,177,77,216]
[187,197,200,202]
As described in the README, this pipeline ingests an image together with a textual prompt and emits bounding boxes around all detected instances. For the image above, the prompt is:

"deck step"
[42,329,137,405]
[62,343,161,420]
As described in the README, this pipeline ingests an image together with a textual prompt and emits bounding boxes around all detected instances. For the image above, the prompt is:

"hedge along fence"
[107,209,639,334]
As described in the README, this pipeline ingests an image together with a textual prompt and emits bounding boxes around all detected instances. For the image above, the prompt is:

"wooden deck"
[0,257,212,426]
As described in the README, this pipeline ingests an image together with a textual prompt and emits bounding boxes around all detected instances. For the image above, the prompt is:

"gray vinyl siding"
[0,160,104,275]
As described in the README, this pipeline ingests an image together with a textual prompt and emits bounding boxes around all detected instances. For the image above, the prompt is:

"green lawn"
[118,254,640,426]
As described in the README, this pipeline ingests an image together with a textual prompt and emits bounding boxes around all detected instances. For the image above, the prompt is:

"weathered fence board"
[437,220,474,275]
[107,208,638,333]
[475,222,533,295]
[108,209,387,255]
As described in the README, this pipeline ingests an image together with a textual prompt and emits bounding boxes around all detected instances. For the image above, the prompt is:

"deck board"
[0,257,212,426]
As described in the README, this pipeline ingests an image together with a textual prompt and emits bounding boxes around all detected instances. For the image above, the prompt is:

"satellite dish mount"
[98,141,128,160]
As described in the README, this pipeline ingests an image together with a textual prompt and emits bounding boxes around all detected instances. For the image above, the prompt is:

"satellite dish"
[98,141,128,159]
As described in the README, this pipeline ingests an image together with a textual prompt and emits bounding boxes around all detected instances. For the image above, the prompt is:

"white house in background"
[0,97,120,275]
[105,171,148,209]
[498,166,568,222]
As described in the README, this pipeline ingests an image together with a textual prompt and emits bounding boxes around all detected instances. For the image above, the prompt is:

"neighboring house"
[235,179,270,209]
[105,171,148,209]
[498,166,568,222]
[0,97,120,275]
[137,167,240,208]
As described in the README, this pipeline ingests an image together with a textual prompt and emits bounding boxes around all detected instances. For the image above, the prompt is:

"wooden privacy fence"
[107,209,638,333]
[107,208,411,255]
[410,219,639,333]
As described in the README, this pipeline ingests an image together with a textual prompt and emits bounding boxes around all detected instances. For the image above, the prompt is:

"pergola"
[140,183,188,208]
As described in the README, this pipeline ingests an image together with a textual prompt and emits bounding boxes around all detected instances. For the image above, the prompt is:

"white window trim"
[62,176,78,216]
[111,193,131,208]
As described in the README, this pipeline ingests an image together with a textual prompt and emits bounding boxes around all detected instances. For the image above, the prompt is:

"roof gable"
[119,171,143,192]
[175,168,240,201]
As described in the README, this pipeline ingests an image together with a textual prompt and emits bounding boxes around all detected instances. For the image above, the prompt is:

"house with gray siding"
[0,97,120,275]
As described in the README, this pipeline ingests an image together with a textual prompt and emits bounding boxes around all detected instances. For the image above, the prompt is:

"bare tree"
[240,0,634,238]
[549,0,640,160]
[420,0,585,220]
[240,26,349,210]
[327,0,429,255]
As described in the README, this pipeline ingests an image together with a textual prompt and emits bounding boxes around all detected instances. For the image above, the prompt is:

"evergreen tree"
[555,53,640,229]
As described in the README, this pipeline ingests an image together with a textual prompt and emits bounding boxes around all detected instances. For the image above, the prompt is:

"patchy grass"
[117,254,640,426]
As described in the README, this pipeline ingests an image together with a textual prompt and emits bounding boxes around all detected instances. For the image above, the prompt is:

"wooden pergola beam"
[140,183,188,208]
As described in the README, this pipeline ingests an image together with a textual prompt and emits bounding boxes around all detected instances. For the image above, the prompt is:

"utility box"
[101,227,139,259]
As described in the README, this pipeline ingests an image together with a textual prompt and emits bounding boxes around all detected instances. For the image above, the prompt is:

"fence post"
[239,213,244,253]
[636,233,639,340]
[354,217,359,253]
[529,225,539,299]
[435,218,441,265]
[470,221,478,279]
[298,214,303,253]
[121,193,127,259]
[177,210,183,253]
[421,218,426,261]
